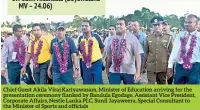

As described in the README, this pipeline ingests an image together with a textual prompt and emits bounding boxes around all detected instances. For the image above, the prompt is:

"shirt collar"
[186,30,197,35]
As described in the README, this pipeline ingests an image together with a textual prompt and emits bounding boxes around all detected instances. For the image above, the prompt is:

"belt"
[92,59,101,64]
[38,60,50,65]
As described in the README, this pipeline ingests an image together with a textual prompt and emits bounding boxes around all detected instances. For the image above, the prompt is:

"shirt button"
[156,49,158,51]
[157,43,158,44]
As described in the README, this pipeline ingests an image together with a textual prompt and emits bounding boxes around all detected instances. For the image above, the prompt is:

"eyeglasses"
[184,21,196,24]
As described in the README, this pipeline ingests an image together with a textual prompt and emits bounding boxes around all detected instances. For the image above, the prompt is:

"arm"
[168,35,179,68]
[1,39,8,76]
[72,53,79,69]
[23,53,31,68]
[132,37,144,82]
[135,54,141,73]
[48,56,53,70]
[143,34,147,55]
[106,53,112,76]
[47,56,53,79]
[69,38,79,79]
[1,39,8,71]
[167,34,179,78]
[142,39,149,72]
[105,41,112,77]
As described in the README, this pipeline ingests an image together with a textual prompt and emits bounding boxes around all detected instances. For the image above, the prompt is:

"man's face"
[128,21,133,32]
[32,26,42,38]
[132,21,140,32]
[56,28,65,38]
[162,23,170,32]
[109,26,116,35]
[81,22,91,33]
[14,28,23,38]
[184,17,197,32]
[116,20,126,34]
[2,32,7,38]
[153,23,163,33]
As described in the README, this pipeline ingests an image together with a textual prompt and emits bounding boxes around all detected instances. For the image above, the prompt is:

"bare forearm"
[106,55,111,70]
[72,53,79,68]
[143,53,148,66]
[23,53,31,67]
[136,54,141,73]
[101,48,104,54]
[48,56,53,69]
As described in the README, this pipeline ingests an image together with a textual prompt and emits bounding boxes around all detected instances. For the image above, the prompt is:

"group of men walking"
[1,14,200,84]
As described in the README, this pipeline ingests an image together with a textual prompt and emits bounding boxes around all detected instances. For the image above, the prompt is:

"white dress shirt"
[168,30,200,68]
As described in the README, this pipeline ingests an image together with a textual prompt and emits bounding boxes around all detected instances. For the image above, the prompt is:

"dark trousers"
[7,62,35,84]
[147,71,166,84]
[80,59,84,80]
[82,59,103,84]
[1,75,7,84]
[168,64,175,84]
[33,61,49,84]
[53,69,75,84]
[174,63,200,84]
[109,73,135,84]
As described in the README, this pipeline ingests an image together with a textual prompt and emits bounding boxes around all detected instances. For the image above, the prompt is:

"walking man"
[1,24,35,84]
[168,14,200,84]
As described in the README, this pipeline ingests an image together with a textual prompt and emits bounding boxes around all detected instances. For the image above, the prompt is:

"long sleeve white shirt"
[168,30,200,68]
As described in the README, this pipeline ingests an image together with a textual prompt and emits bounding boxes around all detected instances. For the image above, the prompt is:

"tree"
[15,16,21,24]
[1,22,6,27]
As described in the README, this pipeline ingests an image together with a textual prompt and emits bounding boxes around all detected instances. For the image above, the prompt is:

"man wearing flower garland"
[78,20,104,84]
[168,14,200,84]
[21,23,52,84]
[142,16,173,84]
[1,24,35,84]
[47,22,79,84]
[106,18,143,84]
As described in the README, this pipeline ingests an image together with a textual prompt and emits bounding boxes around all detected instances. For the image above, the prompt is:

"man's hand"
[73,70,79,79]
[142,64,146,73]
[48,67,52,79]
[1,70,6,76]
[106,69,110,77]
[134,72,141,82]
[167,68,173,79]
[20,67,26,75]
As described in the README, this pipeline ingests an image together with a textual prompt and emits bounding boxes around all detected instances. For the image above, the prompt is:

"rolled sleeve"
[132,37,144,56]
[168,34,180,68]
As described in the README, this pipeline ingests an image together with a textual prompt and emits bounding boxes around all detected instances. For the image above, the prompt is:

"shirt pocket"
[161,40,168,48]
[148,41,153,47]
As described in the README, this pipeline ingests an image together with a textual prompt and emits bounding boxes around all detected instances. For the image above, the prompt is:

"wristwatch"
[75,67,79,71]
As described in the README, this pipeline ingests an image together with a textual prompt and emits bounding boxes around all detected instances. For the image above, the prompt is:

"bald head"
[184,14,198,32]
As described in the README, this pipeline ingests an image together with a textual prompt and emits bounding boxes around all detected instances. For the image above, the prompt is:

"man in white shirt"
[103,25,116,59]
[168,14,200,84]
